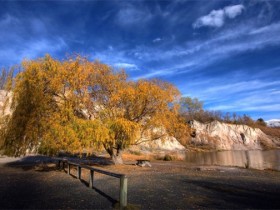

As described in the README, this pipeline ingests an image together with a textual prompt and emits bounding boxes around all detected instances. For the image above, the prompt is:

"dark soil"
[0,156,279,209]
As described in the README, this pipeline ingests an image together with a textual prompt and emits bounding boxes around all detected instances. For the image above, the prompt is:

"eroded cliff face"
[134,136,186,152]
[190,120,277,150]
[0,90,12,116]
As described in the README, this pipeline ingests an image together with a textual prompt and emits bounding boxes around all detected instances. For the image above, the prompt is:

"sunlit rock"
[191,120,276,150]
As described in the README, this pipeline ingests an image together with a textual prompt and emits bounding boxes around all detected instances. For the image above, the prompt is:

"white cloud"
[114,62,138,70]
[193,4,244,28]
[153,38,163,43]
[133,20,280,79]
[194,9,225,28]
[224,5,245,19]
[132,69,174,80]
[90,18,280,83]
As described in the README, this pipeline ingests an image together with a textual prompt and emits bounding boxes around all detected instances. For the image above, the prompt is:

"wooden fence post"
[77,166,81,179]
[62,161,65,170]
[89,170,94,188]
[58,160,128,207]
[68,163,70,175]
[120,175,127,209]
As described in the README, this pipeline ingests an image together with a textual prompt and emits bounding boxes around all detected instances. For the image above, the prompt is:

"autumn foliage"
[0,55,190,164]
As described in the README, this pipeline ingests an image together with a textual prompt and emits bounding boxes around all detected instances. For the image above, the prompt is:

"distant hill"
[266,119,280,127]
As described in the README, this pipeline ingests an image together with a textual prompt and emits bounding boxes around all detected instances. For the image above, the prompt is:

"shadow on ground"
[182,178,280,209]
[0,155,122,209]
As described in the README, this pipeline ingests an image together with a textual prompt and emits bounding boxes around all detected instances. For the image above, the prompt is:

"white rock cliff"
[136,136,186,152]
[190,120,276,150]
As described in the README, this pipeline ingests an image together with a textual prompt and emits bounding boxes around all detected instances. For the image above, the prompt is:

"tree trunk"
[103,144,124,165]
[111,148,123,165]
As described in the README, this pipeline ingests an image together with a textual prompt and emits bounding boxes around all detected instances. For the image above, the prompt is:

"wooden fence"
[57,159,127,209]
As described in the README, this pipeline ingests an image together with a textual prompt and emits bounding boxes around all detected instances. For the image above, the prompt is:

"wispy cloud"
[249,22,280,35]
[196,80,280,100]
[183,78,280,119]
[133,20,280,79]
[132,69,176,80]
[116,4,153,26]
[0,38,67,67]
[1,1,278,120]
[21,38,67,59]
[91,17,280,83]
[91,48,130,65]
[224,5,245,19]
[193,4,244,28]
[153,37,163,43]
[114,62,138,70]
[210,103,280,112]
[194,9,225,28]
[0,12,68,67]
[0,13,19,26]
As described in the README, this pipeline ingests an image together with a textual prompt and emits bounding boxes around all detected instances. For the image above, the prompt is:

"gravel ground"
[0,156,279,209]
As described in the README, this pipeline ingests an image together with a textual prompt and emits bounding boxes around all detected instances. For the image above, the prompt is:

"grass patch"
[129,150,142,156]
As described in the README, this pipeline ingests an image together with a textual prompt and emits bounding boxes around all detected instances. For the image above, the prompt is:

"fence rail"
[57,159,127,209]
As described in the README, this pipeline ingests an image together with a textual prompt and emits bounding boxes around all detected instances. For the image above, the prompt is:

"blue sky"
[0,0,280,120]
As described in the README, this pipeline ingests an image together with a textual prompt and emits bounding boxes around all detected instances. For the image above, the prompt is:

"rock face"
[128,135,186,157]
[0,90,12,116]
[136,137,186,152]
[191,120,276,150]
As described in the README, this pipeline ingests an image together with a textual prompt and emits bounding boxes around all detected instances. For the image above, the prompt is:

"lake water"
[185,150,280,171]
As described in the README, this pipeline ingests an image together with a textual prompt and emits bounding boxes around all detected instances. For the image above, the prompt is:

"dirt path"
[0,156,279,209]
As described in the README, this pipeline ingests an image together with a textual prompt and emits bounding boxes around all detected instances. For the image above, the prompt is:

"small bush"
[163,154,173,161]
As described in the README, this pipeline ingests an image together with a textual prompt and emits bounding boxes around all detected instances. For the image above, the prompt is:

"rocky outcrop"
[136,137,185,152]
[128,134,186,157]
[128,136,186,159]
[0,90,12,116]
[190,120,277,150]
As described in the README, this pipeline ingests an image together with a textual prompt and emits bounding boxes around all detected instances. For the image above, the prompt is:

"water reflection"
[185,150,280,171]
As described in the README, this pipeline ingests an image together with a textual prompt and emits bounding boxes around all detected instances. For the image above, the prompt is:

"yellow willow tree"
[1,59,55,156]
[85,68,190,164]
[0,55,191,164]
[1,55,106,156]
